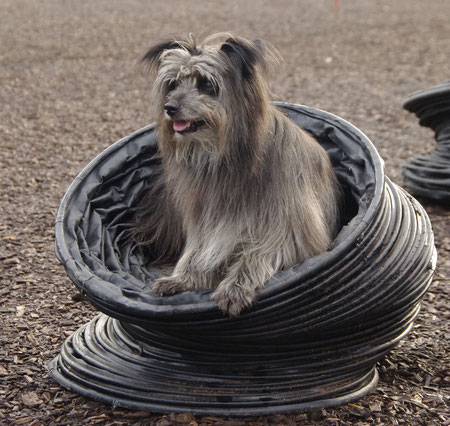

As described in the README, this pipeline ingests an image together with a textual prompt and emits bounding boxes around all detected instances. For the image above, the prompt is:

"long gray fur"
[134,34,341,316]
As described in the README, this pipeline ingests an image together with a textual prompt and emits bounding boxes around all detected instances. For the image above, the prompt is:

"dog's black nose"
[164,101,179,117]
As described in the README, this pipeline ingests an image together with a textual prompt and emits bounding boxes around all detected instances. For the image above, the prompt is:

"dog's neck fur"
[160,105,273,172]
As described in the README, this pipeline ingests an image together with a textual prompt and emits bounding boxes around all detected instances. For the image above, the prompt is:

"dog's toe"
[152,276,186,296]
[212,284,256,317]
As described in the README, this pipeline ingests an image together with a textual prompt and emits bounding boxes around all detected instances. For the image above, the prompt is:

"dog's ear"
[141,39,184,69]
[220,37,279,80]
[220,37,262,80]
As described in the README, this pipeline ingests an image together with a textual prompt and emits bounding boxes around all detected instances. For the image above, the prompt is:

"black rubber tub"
[403,80,450,204]
[48,102,436,416]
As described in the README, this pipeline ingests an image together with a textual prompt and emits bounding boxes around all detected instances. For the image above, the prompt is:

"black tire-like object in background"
[403,80,450,204]
[48,103,436,416]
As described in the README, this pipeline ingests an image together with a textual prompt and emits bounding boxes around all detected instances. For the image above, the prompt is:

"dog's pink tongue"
[173,120,190,132]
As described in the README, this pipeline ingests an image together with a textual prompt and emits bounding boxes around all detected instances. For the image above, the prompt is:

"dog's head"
[141,34,280,165]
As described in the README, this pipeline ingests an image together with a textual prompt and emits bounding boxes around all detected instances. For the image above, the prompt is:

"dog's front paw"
[212,283,256,317]
[152,276,188,296]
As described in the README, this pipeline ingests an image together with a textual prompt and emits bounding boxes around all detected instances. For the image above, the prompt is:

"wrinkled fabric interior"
[55,103,383,314]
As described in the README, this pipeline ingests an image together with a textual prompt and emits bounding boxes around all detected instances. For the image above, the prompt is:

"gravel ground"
[1,0,449,424]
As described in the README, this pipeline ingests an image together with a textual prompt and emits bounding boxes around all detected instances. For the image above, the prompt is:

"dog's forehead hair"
[158,46,223,84]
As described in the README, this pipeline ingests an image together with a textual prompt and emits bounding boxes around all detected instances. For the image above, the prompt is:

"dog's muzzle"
[164,101,205,134]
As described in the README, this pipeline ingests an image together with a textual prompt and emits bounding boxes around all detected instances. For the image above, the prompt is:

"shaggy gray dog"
[134,34,341,316]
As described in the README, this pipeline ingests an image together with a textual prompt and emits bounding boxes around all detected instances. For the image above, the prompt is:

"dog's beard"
[159,116,222,166]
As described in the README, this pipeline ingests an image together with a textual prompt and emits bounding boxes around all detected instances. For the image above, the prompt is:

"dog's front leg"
[152,249,211,296]
[152,249,196,295]
[212,252,275,317]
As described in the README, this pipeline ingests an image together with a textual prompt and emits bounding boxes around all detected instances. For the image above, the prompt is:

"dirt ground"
[1,0,449,424]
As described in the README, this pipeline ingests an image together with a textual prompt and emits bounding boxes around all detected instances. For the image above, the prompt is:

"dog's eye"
[167,80,178,92]
[197,77,218,96]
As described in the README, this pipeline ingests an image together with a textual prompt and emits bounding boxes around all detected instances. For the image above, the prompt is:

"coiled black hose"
[403,80,450,204]
[48,103,436,415]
